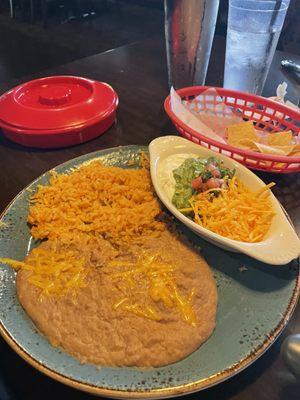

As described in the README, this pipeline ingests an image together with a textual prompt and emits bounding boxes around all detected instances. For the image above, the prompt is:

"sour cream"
[157,153,199,201]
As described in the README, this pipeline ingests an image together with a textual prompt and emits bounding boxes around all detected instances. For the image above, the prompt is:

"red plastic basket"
[164,86,300,173]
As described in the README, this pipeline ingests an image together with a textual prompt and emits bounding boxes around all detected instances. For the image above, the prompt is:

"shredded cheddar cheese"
[0,247,88,296]
[185,178,275,243]
[107,253,197,326]
[28,160,164,247]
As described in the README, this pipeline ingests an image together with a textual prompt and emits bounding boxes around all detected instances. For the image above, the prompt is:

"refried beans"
[17,230,217,367]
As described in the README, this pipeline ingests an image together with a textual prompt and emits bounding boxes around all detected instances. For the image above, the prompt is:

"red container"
[164,86,300,173]
[0,76,118,148]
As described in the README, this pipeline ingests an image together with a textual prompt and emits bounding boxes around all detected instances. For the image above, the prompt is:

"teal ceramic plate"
[0,146,299,399]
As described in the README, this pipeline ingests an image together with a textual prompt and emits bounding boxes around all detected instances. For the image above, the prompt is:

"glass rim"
[230,0,289,12]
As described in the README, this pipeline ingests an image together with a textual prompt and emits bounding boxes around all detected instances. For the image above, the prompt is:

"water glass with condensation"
[224,0,290,95]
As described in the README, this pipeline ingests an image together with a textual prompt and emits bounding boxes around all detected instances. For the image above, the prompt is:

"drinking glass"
[164,0,220,88]
[224,0,290,95]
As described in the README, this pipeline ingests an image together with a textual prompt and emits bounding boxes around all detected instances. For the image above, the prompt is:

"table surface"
[0,34,299,400]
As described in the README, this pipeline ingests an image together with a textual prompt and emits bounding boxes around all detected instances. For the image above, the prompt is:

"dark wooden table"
[0,35,299,400]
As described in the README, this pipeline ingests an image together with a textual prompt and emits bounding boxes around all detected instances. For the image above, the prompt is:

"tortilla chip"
[225,122,299,158]
[232,139,299,158]
[235,138,259,151]
[255,143,294,156]
[226,121,259,146]
[267,131,293,146]
[289,144,300,156]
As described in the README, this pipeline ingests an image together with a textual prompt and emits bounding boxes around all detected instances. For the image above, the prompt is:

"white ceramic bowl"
[149,136,300,265]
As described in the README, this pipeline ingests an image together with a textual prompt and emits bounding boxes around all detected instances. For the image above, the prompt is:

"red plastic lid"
[0,76,118,133]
